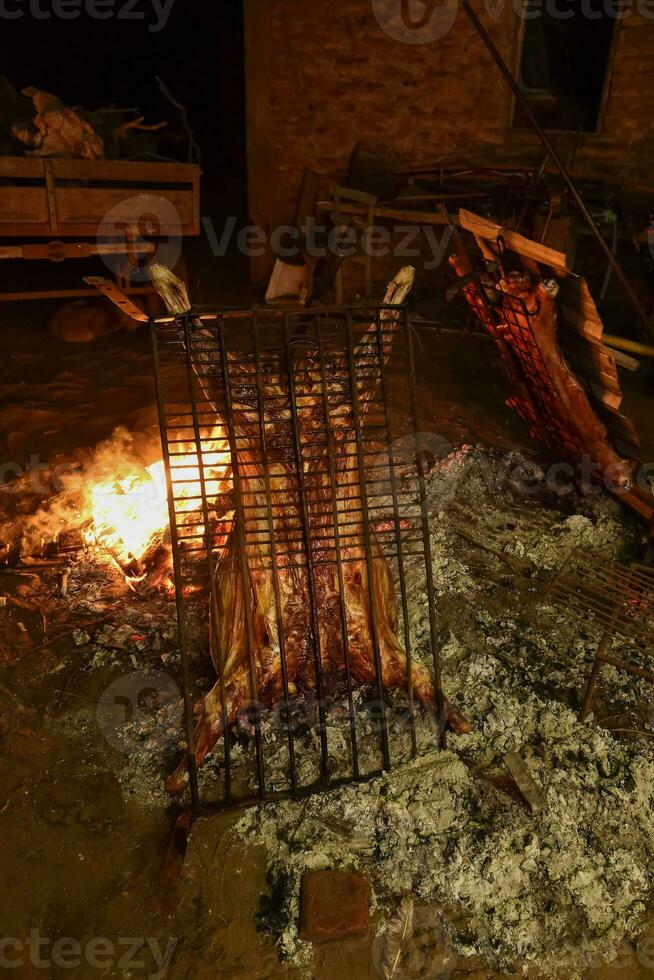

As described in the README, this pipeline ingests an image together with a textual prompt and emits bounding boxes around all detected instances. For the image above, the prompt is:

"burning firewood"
[151,264,471,794]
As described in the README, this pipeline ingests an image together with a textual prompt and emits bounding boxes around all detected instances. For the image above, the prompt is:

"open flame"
[87,460,168,570]
[85,428,231,583]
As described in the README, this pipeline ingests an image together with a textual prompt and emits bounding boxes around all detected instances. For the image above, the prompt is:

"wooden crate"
[0,157,200,237]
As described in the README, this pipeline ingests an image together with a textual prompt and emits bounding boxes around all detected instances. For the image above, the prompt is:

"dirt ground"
[1,264,654,979]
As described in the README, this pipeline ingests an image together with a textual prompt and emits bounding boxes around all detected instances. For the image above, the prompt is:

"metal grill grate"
[150,305,446,812]
[544,547,654,720]
[545,548,654,649]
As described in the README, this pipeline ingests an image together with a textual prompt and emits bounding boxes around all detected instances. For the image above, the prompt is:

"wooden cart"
[0,156,201,303]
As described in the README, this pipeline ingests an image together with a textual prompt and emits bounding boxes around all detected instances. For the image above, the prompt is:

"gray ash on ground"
[34,444,652,974]
[1,544,191,808]
[232,446,654,977]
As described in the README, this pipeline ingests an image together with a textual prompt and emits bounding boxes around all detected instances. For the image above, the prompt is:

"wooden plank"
[331,183,377,206]
[49,158,200,184]
[562,330,618,375]
[561,332,622,398]
[598,402,642,438]
[459,209,570,276]
[0,157,199,183]
[559,307,603,339]
[84,277,149,322]
[55,189,195,228]
[44,159,59,233]
[588,382,623,411]
[0,222,198,237]
[0,157,45,178]
[559,275,604,338]
[0,187,49,224]
[0,285,151,302]
[0,241,155,261]
[321,200,452,225]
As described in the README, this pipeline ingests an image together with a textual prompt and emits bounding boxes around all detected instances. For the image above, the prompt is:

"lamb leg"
[164,673,249,794]
[344,551,471,734]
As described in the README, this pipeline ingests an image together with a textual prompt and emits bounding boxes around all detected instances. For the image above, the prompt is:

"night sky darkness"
[2,0,246,183]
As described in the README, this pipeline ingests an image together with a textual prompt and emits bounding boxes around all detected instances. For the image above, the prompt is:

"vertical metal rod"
[252,315,298,793]
[315,317,360,779]
[150,323,200,810]
[345,313,391,771]
[461,0,654,343]
[375,310,418,758]
[217,319,267,800]
[283,316,330,787]
[182,318,232,805]
[405,319,447,750]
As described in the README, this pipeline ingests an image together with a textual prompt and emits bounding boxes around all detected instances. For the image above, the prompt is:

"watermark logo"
[202,215,453,272]
[372,0,459,42]
[0,932,177,975]
[96,669,182,755]
[1,448,652,503]
[372,433,454,520]
[0,0,176,31]
[97,194,182,283]
[372,904,457,978]
[372,0,654,43]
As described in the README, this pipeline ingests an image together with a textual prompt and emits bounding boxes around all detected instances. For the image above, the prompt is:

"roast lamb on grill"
[152,264,471,794]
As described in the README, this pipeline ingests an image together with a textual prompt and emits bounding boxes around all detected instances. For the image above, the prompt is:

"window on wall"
[514,0,617,132]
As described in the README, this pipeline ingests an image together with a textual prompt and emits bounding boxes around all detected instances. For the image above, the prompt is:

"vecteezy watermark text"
[0,0,175,31]
[3,446,651,501]
[0,932,177,975]
[372,0,654,44]
[202,216,453,271]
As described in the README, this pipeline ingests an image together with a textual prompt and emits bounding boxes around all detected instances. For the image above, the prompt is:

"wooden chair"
[330,184,378,304]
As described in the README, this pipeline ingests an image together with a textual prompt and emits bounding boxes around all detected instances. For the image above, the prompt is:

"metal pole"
[345,313,392,771]
[181,318,233,806]
[405,320,447,749]
[251,314,299,794]
[150,322,200,810]
[283,317,331,787]
[460,0,654,342]
[315,317,362,780]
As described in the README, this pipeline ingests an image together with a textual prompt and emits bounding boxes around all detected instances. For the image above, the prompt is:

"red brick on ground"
[298,870,370,943]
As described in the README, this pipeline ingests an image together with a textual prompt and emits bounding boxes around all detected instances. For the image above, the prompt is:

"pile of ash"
[231,446,654,975]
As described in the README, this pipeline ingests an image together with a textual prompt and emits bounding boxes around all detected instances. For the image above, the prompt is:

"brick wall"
[243,0,654,279]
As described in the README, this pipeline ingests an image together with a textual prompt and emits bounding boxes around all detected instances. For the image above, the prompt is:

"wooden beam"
[0,285,151,303]
[83,277,149,322]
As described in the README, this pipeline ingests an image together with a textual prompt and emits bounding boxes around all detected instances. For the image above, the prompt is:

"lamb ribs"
[448,210,652,527]
[451,250,634,490]
[151,266,469,797]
